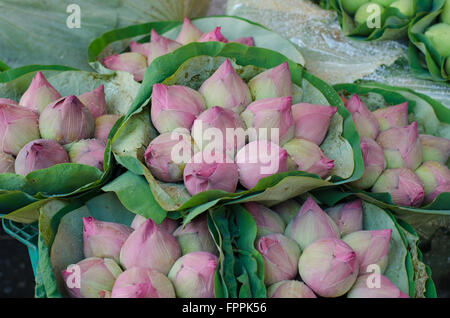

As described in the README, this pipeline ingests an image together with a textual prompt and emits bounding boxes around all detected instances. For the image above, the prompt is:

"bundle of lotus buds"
[62,214,218,298]
[0,71,121,175]
[144,59,339,195]
[102,18,255,81]
[343,94,450,207]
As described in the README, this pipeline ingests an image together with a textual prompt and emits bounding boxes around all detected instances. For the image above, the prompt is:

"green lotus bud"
[419,134,450,164]
[272,199,302,224]
[355,3,385,27]
[267,281,317,298]
[173,215,218,255]
[342,0,370,15]
[424,23,450,57]
[0,152,15,173]
[415,161,450,204]
[390,0,415,17]
[442,0,450,24]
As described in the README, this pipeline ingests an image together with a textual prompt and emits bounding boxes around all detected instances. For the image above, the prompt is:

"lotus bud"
[83,217,133,262]
[39,95,95,144]
[19,71,61,113]
[78,85,107,119]
[120,218,181,275]
[424,23,450,57]
[298,238,359,297]
[95,114,120,144]
[67,139,105,171]
[350,137,386,189]
[347,274,409,298]
[376,122,422,170]
[103,52,147,82]
[243,203,286,238]
[283,138,335,178]
[129,41,151,56]
[232,37,255,46]
[191,106,247,158]
[0,152,15,173]
[390,0,415,18]
[419,134,450,164]
[183,151,239,195]
[168,251,218,298]
[173,215,217,255]
[355,3,385,27]
[248,63,292,100]
[415,161,450,204]
[256,234,301,285]
[15,139,69,175]
[272,199,302,224]
[151,84,206,134]
[236,140,289,189]
[0,104,40,155]
[342,0,370,15]
[372,103,409,132]
[144,131,196,182]
[198,27,228,43]
[267,281,317,298]
[148,30,182,65]
[176,18,203,44]
[62,257,123,298]
[111,267,175,298]
[198,59,252,114]
[286,197,340,250]
[372,168,425,207]
[0,98,18,106]
[242,97,294,145]
[291,103,338,145]
[131,214,179,234]
[342,229,392,274]
[325,199,363,236]
[346,95,379,140]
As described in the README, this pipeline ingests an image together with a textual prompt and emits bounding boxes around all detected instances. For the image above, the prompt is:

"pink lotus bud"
[267,280,317,298]
[148,30,182,65]
[350,137,386,189]
[198,59,252,114]
[0,98,18,106]
[176,18,203,44]
[298,238,359,297]
[242,97,294,145]
[283,138,335,178]
[15,139,69,175]
[347,274,409,298]
[286,197,340,250]
[325,199,363,236]
[95,114,120,144]
[62,257,123,298]
[256,234,301,285]
[236,140,289,189]
[372,103,409,131]
[144,132,196,183]
[78,85,107,119]
[192,106,247,157]
[0,152,15,173]
[372,168,425,207]
[19,71,61,113]
[243,203,286,238]
[67,139,105,171]
[173,215,217,255]
[272,199,302,224]
[168,251,218,298]
[0,104,40,155]
[131,214,179,234]
[247,63,292,100]
[198,27,228,43]
[183,151,239,195]
[342,229,392,274]
[129,41,151,56]
[376,122,423,170]
[83,217,133,263]
[415,161,450,204]
[120,218,181,275]
[345,95,379,140]
[291,103,338,145]
[232,37,255,46]
[103,52,147,82]
[151,84,205,134]
[419,134,450,164]
[39,95,95,145]
[111,267,175,298]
